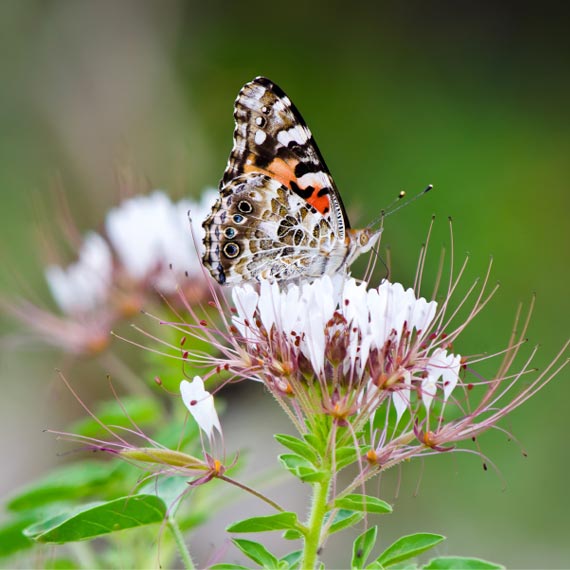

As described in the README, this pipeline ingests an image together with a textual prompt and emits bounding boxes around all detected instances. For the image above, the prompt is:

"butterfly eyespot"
[237,200,253,214]
[223,242,240,259]
[224,227,237,239]
[261,105,270,114]
[232,214,245,224]
[360,233,370,246]
[255,116,266,127]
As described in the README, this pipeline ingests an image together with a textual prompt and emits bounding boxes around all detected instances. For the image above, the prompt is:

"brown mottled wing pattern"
[202,173,338,285]
[222,76,350,239]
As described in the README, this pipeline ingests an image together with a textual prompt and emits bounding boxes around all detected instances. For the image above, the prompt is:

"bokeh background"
[1,1,569,568]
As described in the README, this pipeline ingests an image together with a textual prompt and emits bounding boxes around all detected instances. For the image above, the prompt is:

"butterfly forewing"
[222,76,350,239]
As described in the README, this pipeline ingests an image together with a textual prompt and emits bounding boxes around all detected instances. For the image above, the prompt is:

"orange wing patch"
[244,156,331,216]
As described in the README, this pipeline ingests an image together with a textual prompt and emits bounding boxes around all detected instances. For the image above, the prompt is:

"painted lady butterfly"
[202,76,382,285]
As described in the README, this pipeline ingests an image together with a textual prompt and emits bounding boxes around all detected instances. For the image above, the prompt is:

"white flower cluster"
[45,190,217,315]
[231,276,461,419]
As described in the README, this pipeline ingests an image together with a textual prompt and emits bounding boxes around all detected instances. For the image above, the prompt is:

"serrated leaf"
[0,516,35,558]
[227,512,299,533]
[423,556,504,569]
[280,550,303,569]
[275,434,318,463]
[352,526,378,569]
[328,509,364,534]
[334,494,392,514]
[7,461,116,512]
[24,494,166,543]
[68,397,161,438]
[232,538,279,569]
[376,533,445,567]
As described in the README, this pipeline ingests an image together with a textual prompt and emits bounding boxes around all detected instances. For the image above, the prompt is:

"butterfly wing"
[203,173,339,284]
[222,76,350,240]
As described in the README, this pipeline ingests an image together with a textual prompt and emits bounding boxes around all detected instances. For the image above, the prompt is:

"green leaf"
[423,556,504,569]
[7,461,117,512]
[335,446,358,470]
[44,559,80,569]
[24,494,167,543]
[377,533,446,567]
[137,476,190,513]
[283,529,303,540]
[68,396,161,438]
[0,516,35,558]
[334,494,393,514]
[303,433,325,454]
[366,560,419,570]
[227,512,299,533]
[209,565,251,570]
[328,509,364,534]
[280,550,303,569]
[232,538,279,569]
[275,434,318,463]
[352,526,378,569]
[278,454,326,482]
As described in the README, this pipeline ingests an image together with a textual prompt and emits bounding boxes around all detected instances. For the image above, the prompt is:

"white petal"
[231,284,259,338]
[427,348,461,402]
[421,376,438,411]
[180,377,221,438]
[392,370,412,424]
[257,279,281,333]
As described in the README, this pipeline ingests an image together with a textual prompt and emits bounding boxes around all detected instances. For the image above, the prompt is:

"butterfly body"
[202,77,380,285]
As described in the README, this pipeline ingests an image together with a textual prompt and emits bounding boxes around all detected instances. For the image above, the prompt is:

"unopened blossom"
[4,189,217,355]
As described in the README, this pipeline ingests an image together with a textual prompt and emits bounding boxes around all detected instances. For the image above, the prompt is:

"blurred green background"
[1,1,569,567]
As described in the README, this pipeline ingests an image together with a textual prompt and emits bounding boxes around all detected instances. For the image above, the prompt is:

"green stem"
[168,516,195,570]
[301,474,332,569]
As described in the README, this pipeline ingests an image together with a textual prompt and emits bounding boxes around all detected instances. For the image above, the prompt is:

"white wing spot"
[254,130,267,145]
[277,126,309,147]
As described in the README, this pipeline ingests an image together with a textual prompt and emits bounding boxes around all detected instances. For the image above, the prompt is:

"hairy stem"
[301,474,332,569]
[168,516,195,570]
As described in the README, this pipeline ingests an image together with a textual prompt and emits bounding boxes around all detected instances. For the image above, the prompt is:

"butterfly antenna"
[368,184,434,229]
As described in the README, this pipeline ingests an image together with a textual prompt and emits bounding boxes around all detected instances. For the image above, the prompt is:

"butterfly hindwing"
[222,76,350,239]
[203,173,336,284]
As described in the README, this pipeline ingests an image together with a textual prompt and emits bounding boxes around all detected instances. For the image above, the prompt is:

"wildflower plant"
[2,191,568,569]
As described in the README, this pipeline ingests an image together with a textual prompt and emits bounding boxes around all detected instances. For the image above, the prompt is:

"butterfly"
[202,76,382,285]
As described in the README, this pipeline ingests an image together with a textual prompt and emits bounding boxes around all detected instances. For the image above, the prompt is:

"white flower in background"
[45,232,113,315]
[180,376,222,438]
[106,189,218,293]
[6,188,217,355]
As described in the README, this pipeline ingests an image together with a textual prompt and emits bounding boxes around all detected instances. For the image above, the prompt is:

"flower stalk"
[302,465,333,570]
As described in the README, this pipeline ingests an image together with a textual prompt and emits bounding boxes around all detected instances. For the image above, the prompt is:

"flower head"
[159,241,568,481]
[4,189,217,355]
[230,275,461,426]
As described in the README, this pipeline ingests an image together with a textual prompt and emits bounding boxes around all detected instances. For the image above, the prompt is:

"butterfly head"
[346,227,382,265]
